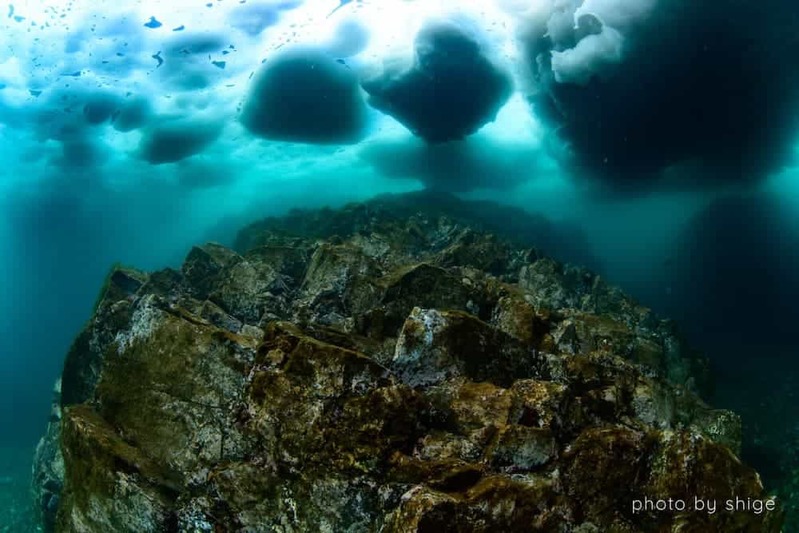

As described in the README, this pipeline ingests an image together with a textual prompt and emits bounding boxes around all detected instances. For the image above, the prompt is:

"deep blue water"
[2,0,799,528]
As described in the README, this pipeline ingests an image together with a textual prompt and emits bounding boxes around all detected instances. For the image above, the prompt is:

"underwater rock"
[393,307,545,388]
[233,191,600,272]
[31,379,64,533]
[60,266,148,407]
[34,193,781,531]
[362,22,512,143]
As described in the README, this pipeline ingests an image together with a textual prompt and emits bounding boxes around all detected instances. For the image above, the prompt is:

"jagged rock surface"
[35,193,781,531]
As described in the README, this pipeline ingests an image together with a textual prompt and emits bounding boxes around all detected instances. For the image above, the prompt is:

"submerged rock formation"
[34,192,781,531]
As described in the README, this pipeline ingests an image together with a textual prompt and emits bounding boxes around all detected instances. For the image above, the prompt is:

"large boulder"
[34,193,781,531]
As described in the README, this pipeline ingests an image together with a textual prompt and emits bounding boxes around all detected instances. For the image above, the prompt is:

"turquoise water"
[2,0,799,530]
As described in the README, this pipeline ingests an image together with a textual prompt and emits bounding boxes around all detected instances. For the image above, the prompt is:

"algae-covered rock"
[33,193,781,531]
[60,266,149,406]
[393,307,545,388]
[95,296,257,485]
[56,405,176,532]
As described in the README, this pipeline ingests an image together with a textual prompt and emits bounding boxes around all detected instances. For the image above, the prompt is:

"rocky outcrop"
[34,193,781,531]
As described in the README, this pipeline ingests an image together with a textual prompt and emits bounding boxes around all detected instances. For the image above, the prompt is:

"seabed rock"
[34,192,781,531]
